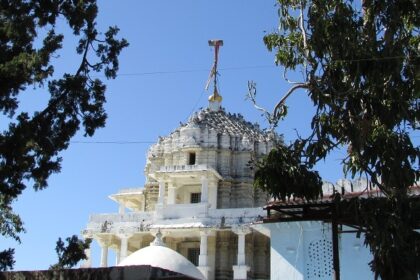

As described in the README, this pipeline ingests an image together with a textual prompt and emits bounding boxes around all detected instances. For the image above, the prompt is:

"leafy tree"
[254,144,323,201]
[0,248,14,271]
[50,235,91,270]
[251,0,419,279]
[0,0,128,269]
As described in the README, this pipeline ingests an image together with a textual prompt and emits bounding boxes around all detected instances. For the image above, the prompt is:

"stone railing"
[117,187,143,194]
[88,207,264,224]
[89,212,152,223]
[209,207,265,226]
[87,212,153,234]
[158,164,209,173]
[155,203,209,219]
[86,206,266,235]
[322,178,381,195]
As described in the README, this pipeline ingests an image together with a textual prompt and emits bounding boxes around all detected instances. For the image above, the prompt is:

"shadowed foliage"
[50,235,91,269]
[252,0,419,279]
[0,0,128,270]
[0,249,14,271]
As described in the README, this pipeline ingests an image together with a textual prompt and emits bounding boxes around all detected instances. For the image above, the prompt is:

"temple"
[82,41,380,280]
[83,95,276,279]
[82,40,275,280]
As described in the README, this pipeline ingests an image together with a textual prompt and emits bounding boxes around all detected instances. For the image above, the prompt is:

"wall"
[262,222,374,280]
[0,265,196,280]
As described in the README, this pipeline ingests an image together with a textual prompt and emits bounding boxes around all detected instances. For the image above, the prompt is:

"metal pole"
[332,212,340,280]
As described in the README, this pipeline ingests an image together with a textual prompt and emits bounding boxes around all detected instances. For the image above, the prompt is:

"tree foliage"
[252,0,419,279]
[0,248,14,271]
[50,235,91,270]
[254,144,323,201]
[0,0,128,268]
[335,196,420,279]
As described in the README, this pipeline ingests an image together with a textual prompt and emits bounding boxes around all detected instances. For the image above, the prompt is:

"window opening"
[188,152,196,165]
[190,193,201,203]
[187,248,200,266]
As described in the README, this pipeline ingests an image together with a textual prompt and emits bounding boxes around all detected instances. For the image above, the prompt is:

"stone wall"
[0,265,196,280]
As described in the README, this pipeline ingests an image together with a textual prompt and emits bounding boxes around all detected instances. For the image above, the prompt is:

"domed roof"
[146,107,279,159]
[118,234,204,280]
[184,108,274,140]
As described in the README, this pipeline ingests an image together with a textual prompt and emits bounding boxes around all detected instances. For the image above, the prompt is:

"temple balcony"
[209,207,265,225]
[151,165,222,210]
[109,188,145,213]
[158,164,210,172]
[151,164,222,183]
[85,212,153,235]
[155,202,209,219]
[84,207,265,237]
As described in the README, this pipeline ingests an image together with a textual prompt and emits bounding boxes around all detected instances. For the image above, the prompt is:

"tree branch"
[246,81,272,121]
[273,83,309,116]
[283,68,301,84]
[75,39,91,77]
[299,1,309,57]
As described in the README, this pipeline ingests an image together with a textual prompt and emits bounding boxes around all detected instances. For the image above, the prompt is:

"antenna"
[205,39,223,97]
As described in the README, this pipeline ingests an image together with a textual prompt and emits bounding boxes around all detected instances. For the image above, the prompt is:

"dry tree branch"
[273,83,309,116]
[246,81,272,120]
[299,1,309,54]
[283,68,302,85]
[247,81,309,131]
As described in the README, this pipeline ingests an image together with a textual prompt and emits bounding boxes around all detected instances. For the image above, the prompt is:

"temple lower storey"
[84,212,271,279]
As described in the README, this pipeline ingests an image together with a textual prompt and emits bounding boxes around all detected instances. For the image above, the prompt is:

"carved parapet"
[81,229,93,239]
[232,225,252,236]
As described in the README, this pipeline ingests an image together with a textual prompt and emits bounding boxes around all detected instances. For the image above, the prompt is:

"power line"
[104,55,418,77]
[71,141,155,144]
[331,55,418,63]
[70,135,420,145]
[115,65,277,77]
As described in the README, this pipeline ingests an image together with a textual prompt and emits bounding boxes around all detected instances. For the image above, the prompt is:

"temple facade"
[82,92,276,279]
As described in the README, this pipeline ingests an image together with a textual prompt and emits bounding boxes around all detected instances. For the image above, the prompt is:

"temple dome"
[148,107,278,154]
[118,236,205,280]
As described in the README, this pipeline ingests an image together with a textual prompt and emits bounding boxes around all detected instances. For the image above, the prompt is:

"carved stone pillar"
[232,226,251,280]
[198,230,214,279]
[117,233,131,263]
[201,176,209,203]
[99,241,109,267]
[208,180,218,209]
[167,182,176,204]
[158,180,165,205]
[119,204,125,214]
[115,249,120,266]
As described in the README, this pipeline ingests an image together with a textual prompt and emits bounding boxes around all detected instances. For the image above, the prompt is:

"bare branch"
[247,81,309,131]
[246,81,271,120]
[299,1,308,54]
[283,68,301,84]
[273,83,309,116]
[299,0,312,74]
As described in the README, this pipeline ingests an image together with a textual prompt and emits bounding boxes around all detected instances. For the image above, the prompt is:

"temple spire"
[205,39,223,111]
[151,229,166,247]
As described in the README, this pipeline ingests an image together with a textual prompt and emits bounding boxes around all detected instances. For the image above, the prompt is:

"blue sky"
[3,0,348,270]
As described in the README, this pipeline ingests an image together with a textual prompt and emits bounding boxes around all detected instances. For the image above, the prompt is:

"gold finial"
[209,87,222,102]
[205,40,223,106]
